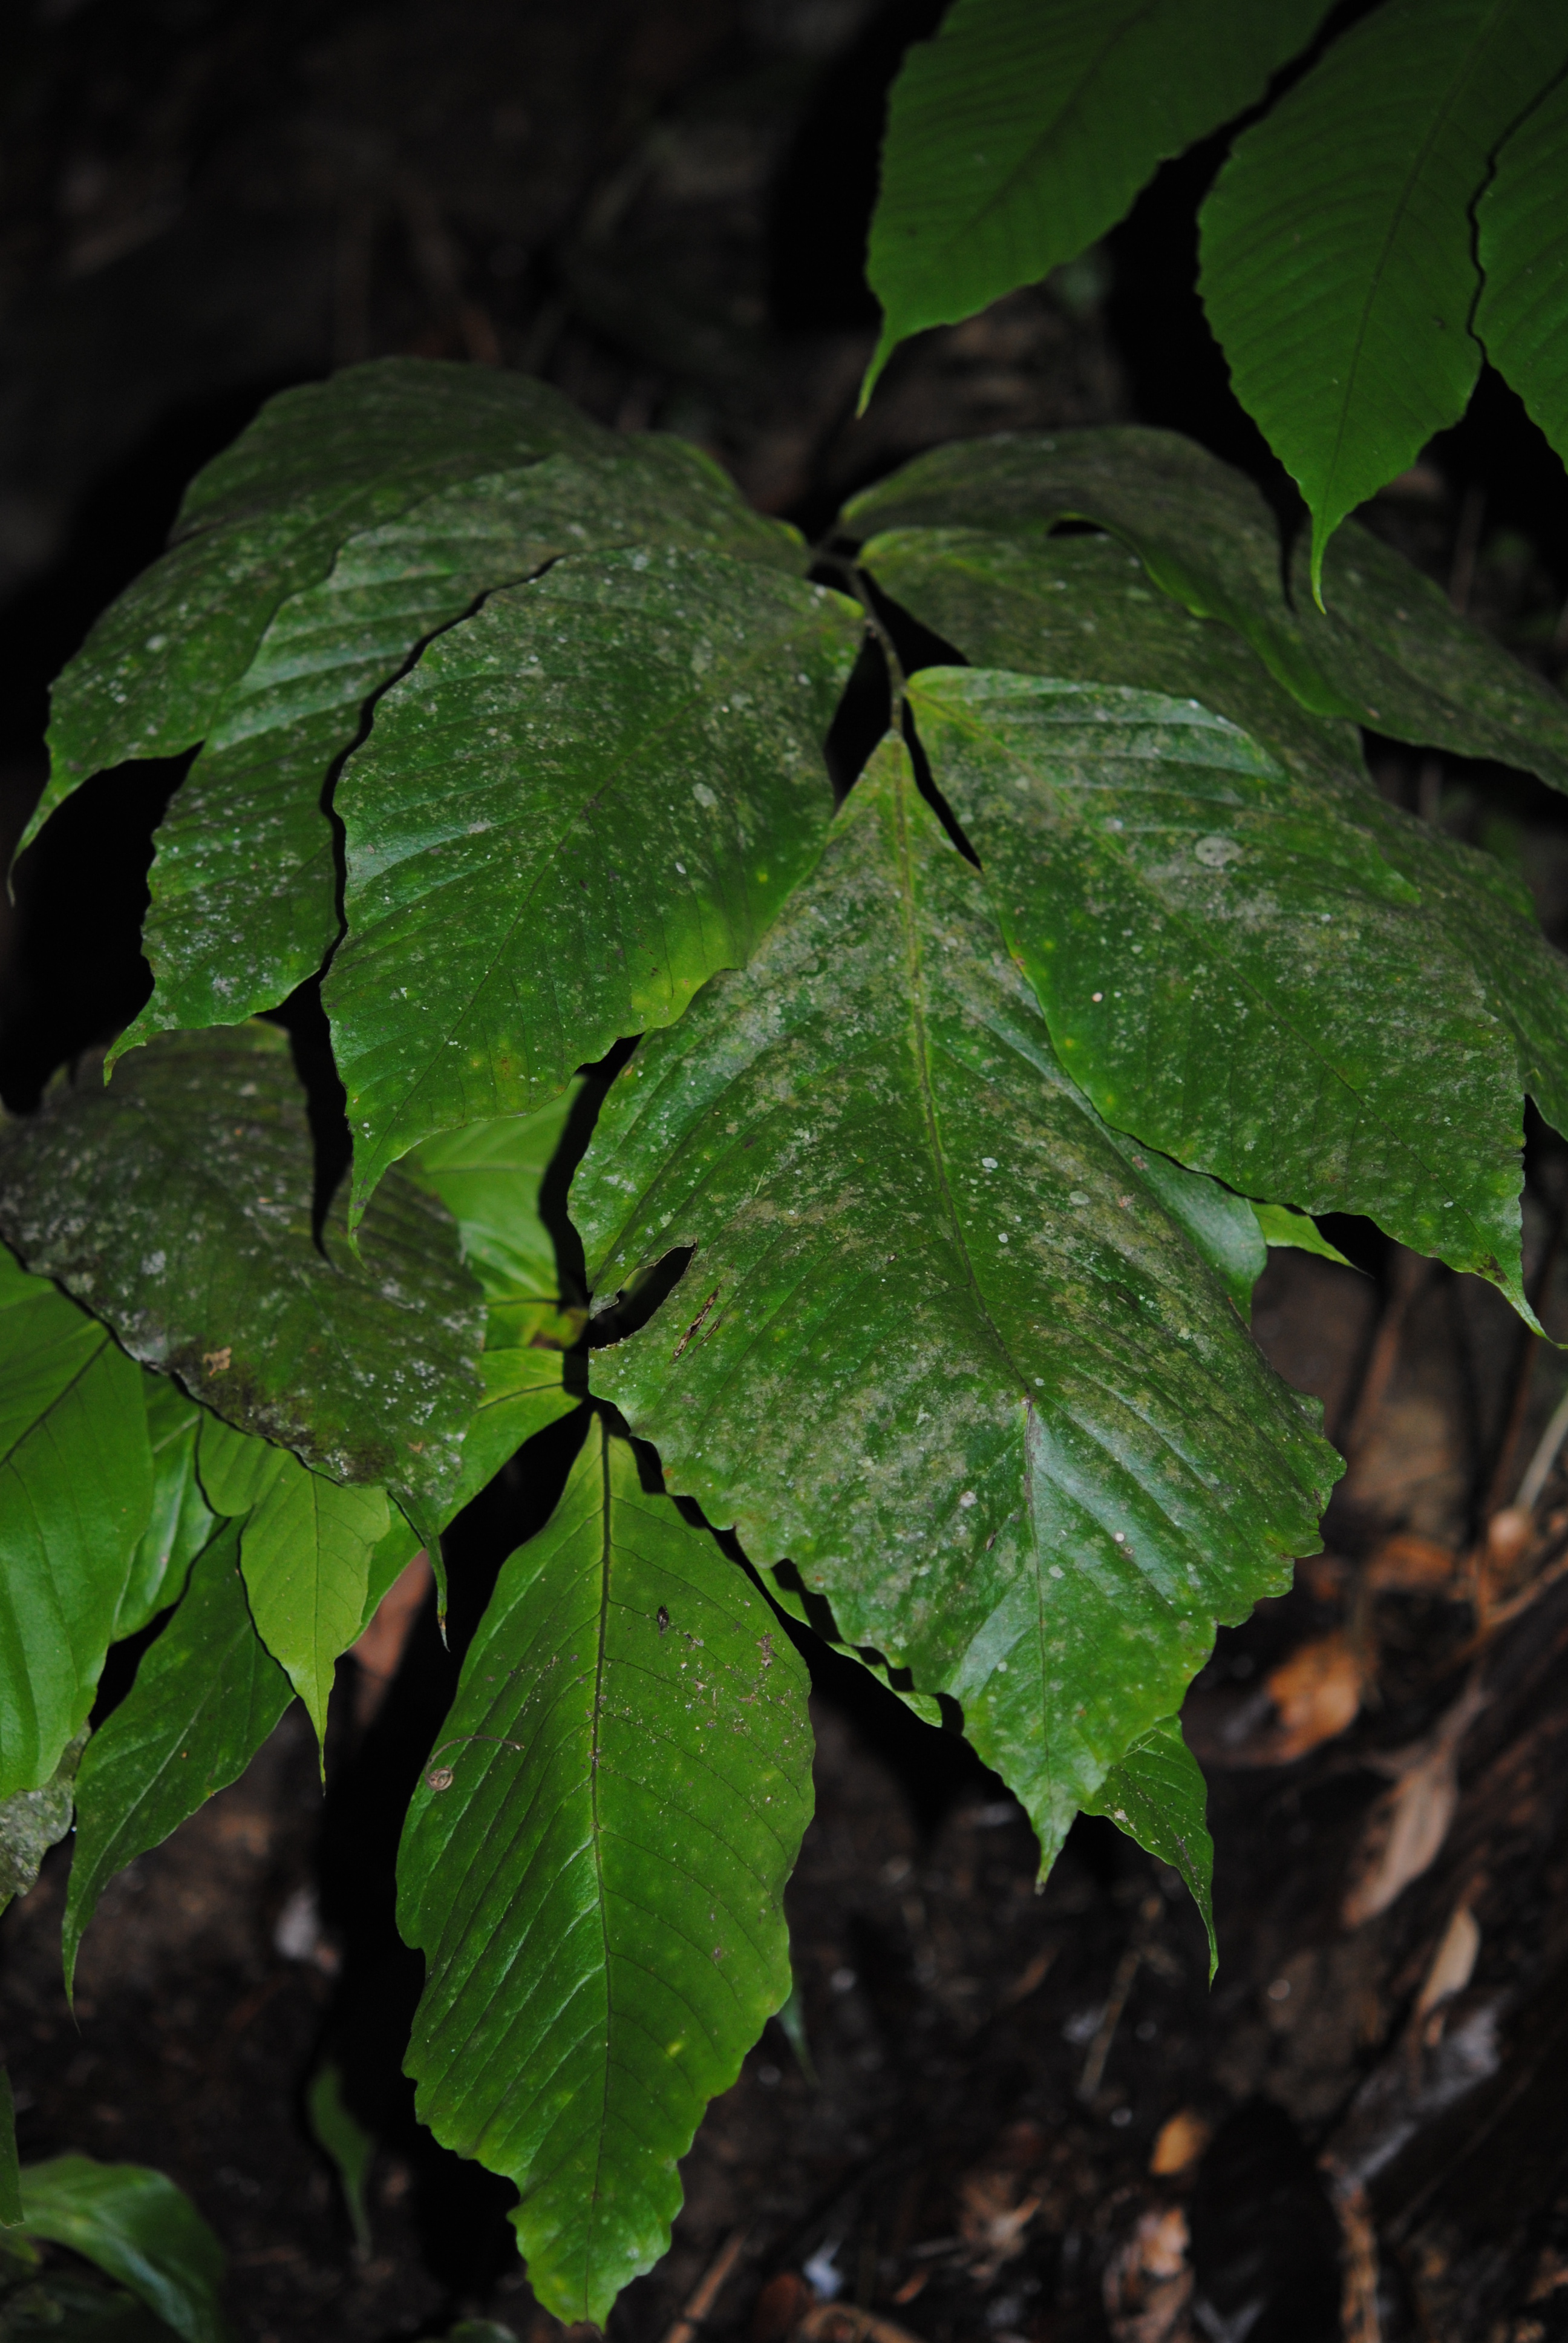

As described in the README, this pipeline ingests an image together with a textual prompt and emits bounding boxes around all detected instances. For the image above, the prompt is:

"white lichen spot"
[958,1490,977,1509]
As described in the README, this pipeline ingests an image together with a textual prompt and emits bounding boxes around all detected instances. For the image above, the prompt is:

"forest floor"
[4,3,1568,2340]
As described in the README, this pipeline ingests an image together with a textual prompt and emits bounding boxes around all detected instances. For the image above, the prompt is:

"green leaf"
[26,359,606,863]
[1197,0,1568,597]
[305,2063,373,2256]
[409,1081,582,1304]
[846,429,1568,790]
[397,1414,814,2326]
[864,522,1568,1306]
[578,741,1335,1866]
[1476,73,1568,467]
[1082,1714,1215,1974]
[863,0,1330,401]
[113,441,807,1066]
[197,1414,387,1751]
[907,664,1541,1311]
[445,1343,580,1521]
[18,2159,229,2343]
[1253,1202,1353,1268]
[0,1250,154,1799]
[0,2071,21,2228]
[116,1381,217,1642]
[0,1728,88,1918]
[0,1024,483,1517]
[62,1524,290,1996]
[326,550,859,1223]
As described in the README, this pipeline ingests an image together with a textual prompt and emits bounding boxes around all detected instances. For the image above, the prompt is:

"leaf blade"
[397,1415,813,2325]
[864,0,1330,398]
[18,2158,230,2343]
[1475,74,1568,467]
[325,551,858,1219]
[1082,1714,1215,1973]
[579,742,1335,1865]
[1197,0,1568,593]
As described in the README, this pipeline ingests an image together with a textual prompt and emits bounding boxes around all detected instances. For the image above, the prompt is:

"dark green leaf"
[907,664,1543,1311]
[116,1381,215,1642]
[578,742,1334,1865]
[305,2063,373,2256]
[847,430,1568,790]
[0,1025,484,1516]
[62,1524,290,1996]
[26,359,606,862]
[0,1729,88,1917]
[327,550,860,1223]
[1476,74,1568,467]
[111,441,807,1066]
[397,1415,813,2325]
[0,2272,171,2342]
[866,524,1568,1304]
[1082,1714,1215,1974]
[18,2160,229,2343]
[197,1415,388,1751]
[409,1083,581,1305]
[0,2071,20,2228]
[0,1250,154,1799]
[863,0,1330,399]
[1197,0,1567,595]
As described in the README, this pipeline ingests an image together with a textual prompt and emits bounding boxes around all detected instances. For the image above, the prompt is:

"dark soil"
[4,5,1568,2341]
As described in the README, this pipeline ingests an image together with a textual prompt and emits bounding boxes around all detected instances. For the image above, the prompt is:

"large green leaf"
[1198,0,1568,597]
[62,1523,290,1994]
[19,2160,229,2343]
[907,664,1540,1308]
[397,1414,813,2325]
[0,1729,88,1916]
[845,428,1568,790]
[866,523,1568,1302]
[0,1025,483,1517]
[25,359,606,862]
[0,1252,154,1800]
[1082,1714,1215,1973]
[116,1380,216,1642]
[1476,74,1568,467]
[113,442,806,1066]
[197,1415,388,1751]
[579,742,1334,1863]
[325,551,860,1223]
[863,0,1330,400]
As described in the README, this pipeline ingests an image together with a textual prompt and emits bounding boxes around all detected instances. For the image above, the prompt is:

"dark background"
[3,4,1568,2341]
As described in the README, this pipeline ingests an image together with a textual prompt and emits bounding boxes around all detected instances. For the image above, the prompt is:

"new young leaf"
[397,1415,812,2325]
[325,549,859,1219]
[580,742,1336,1864]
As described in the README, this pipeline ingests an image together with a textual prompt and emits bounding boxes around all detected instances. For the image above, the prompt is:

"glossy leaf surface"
[0,1252,153,1799]
[0,1729,87,1915]
[848,430,1568,788]
[116,441,806,1062]
[1082,1714,1215,1971]
[198,1415,388,1749]
[398,1415,812,2325]
[1198,0,1566,594]
[0,1026,483,1513]
[327,550,858,1221]
[63,1524,292,1993]
[908,664,1541,1307]
[28,359,605,860]
[1476,74,1568,467]
[863,0,1328,396]
[19,2160,229,2343]
[580,744,1334,1862]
